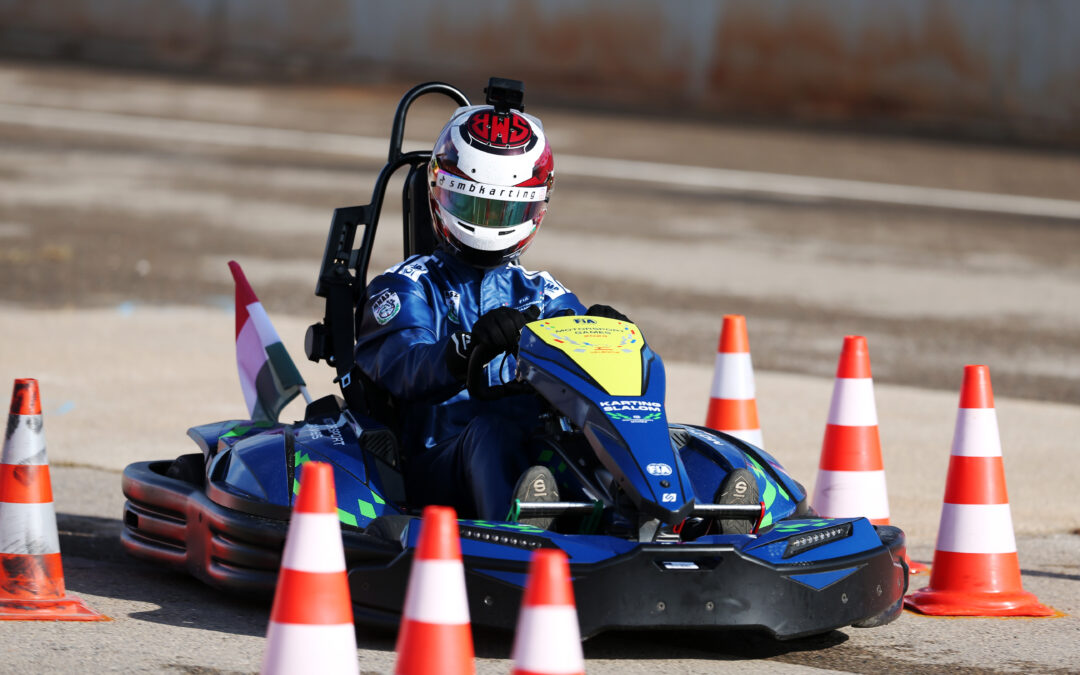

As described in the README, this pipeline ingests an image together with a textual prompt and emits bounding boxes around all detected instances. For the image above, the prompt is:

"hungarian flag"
[228,261,308,422]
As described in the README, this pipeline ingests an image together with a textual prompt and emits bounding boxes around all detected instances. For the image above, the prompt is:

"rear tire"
[364,515,415,547]
[165,453,206,487]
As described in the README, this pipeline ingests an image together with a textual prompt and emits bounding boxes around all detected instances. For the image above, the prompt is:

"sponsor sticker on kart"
[371,290,401,325]
[601,399,661,423]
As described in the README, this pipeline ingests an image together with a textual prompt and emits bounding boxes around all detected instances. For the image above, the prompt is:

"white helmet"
[427,105,554,267]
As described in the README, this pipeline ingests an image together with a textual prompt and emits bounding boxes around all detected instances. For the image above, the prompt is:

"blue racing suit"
[354,248,585,520]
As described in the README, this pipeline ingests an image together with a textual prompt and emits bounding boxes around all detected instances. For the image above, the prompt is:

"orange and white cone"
[394,505,474,675]
[811,337,926,572]
[261,461,358,674]
[705,314,763,447]
[0,378,106,621]
[905,365,1054,616]
[511,549,584,675]
[812,336,890,523]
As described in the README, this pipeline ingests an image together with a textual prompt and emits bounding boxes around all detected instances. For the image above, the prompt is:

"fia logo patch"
[371,290,401,326]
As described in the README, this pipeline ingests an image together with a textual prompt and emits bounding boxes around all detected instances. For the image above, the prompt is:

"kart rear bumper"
[120,460,397,594]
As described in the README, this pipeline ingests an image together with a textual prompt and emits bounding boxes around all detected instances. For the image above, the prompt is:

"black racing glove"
[472,306,528,354]
[586,304,631,323]
[445,307,528,382]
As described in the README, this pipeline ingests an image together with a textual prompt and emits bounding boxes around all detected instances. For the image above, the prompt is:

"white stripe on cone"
[280,513,347,573]
[0,501,60,554]
[727,428,763,448]
[261,623,359,675]
[826,379,878,426]
[511,606,584,674]
[811,470,889,521]
[3,414,47,464]
[951,409,1003,457]
[402,559,471,624]
[710,353,755,399]
[936,503,1018,554]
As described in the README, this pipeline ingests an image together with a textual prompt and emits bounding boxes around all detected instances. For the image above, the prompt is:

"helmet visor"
[432,171,548,229]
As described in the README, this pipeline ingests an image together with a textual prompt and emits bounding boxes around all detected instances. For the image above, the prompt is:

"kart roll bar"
[305,81,471,411]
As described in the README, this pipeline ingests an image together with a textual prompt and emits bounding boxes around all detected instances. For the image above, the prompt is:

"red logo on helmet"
[464,111,534,150]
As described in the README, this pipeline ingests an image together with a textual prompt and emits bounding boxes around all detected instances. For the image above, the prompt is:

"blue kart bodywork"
[122,316,909,639]
[120,78,907,640]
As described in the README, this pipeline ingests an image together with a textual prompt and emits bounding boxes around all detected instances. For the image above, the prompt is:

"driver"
[353,101,627,525]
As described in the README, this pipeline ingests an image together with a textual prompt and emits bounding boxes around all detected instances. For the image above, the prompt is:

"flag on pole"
[228,261,308,423]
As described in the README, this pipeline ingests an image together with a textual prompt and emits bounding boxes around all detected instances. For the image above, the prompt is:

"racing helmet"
[427,105,554,267]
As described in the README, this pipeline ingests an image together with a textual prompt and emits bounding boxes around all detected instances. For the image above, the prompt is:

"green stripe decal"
[338,508,357,527]
[371,491,385,505]
[358,499,377,520]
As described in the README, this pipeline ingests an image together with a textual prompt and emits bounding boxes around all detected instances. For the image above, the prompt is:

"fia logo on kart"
[573,318,596,325]
[662,493,677,503]
[647,463,673,476]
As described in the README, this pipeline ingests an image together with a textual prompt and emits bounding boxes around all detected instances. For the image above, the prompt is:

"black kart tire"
[165,453,206,487]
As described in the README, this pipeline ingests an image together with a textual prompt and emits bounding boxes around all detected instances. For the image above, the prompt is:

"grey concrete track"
[0,61,1078,673]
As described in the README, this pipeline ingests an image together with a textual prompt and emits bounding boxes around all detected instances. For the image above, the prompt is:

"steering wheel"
[465,341,533,401]
[465,306,540,401]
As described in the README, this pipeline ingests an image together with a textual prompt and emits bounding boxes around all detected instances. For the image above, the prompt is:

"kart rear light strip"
[458,525,553,551]
[783,522,854,559]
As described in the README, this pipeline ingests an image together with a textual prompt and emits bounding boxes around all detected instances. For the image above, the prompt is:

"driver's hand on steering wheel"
[472,306,528,354]
[586,304,631,323]
[445,306,528,382]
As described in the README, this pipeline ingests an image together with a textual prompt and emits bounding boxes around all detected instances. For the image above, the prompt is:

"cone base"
[904,588,1054,617]
[905,555,929,574]
[0,595,109,621]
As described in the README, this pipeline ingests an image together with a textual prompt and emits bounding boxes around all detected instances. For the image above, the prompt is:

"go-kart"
[121,79,908,640]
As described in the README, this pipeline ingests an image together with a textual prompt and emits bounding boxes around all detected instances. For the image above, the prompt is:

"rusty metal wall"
[2,0,1078,144]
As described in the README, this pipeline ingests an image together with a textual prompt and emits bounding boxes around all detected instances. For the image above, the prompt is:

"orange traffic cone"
[0,378,106,621]
[705,315,763,447]
[511,549,584,675]
[394,505,474,675]
[905,365,1054,616]
[262,461,358,674]
[811,337,926,573]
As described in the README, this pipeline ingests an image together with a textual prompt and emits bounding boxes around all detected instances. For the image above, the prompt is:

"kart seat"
[402,164,438,258]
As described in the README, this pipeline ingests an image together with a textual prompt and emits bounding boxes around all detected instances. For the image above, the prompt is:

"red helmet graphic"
[428,105,554,267]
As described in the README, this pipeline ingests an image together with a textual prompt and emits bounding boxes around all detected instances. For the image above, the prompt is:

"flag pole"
[300,385,313,405]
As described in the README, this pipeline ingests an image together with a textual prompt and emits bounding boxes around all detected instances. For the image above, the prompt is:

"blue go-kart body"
[120,79,907,640]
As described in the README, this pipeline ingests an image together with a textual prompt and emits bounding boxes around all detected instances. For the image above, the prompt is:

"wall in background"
[2,0,1077,144]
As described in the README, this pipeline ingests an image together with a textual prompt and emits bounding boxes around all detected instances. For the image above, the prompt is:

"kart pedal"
[714,468,759,535]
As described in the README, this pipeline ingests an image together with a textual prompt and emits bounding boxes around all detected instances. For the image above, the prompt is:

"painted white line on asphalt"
[3,102,1079,221]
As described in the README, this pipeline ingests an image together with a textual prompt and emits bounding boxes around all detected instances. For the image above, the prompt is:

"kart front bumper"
[349,525,909,640]
[123,460,907,639]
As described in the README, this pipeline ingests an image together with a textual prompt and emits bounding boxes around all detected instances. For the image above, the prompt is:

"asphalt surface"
[0,60,1078,673]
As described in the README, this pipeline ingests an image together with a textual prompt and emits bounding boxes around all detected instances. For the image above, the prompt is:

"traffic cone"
[394,505,474,675]
[705,315,763,447]
[0,378,106,621]
[262,461,358,674]
[905,365,1054,616]
[810,337,926,573]
[511,549,584,675]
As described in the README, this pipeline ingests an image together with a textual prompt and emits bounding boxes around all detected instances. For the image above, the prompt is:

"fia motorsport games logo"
[600,399,661,423]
